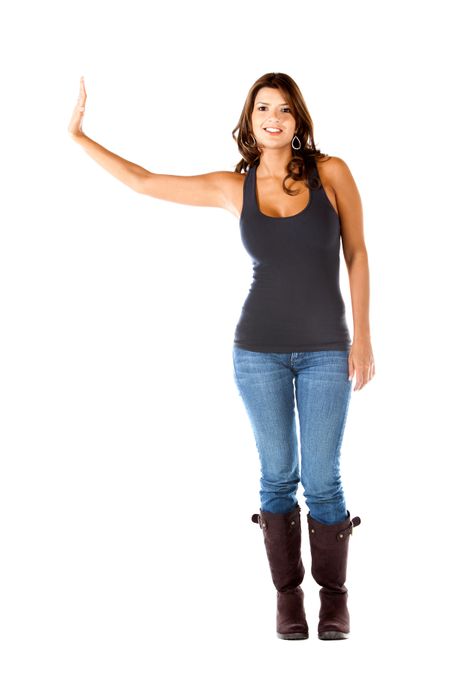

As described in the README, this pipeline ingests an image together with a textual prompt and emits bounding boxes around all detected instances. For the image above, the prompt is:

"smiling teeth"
[265,128,281,132]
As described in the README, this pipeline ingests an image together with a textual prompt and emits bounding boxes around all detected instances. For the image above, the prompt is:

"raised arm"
[68,76,235,210]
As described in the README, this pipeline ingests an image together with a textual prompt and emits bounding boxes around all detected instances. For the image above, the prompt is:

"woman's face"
[250,87,297,151]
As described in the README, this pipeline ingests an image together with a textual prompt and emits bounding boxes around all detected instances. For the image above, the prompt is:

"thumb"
[348,361,353,381]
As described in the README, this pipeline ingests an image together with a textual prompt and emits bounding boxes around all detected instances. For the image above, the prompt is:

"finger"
[78,77,86,105]
[358,367,371,390]
[358,368,369,389]
[77,87,85,111]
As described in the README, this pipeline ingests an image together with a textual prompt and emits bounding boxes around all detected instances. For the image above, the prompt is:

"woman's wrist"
[352,331,371,341]
[70,131,86,143]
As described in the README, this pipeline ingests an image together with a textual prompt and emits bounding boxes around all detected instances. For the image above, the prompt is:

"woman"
[69,72,375,642]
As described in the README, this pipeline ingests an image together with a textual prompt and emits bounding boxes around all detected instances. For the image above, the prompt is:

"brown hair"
[232,72,329,196]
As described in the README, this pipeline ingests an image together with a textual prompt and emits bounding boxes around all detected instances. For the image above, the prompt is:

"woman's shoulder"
[316,155,350,175]
[315,155,352,187]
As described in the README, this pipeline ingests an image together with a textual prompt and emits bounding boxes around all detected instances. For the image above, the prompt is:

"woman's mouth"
[264,127,282,136]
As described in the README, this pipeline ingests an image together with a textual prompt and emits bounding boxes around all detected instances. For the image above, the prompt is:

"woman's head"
[232,72,325,188]
[250,86,298,155]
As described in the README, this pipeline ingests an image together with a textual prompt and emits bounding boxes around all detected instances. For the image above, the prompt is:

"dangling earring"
[249,133,257,147]
[291,133,302,150]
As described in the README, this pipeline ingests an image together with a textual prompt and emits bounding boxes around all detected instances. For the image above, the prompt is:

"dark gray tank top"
[233,157,351,352]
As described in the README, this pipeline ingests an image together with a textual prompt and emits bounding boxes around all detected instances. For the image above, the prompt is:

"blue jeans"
[232,347,352,525]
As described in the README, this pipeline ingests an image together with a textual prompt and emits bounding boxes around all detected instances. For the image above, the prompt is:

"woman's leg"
[294,350,352,526]
[233,346,309,640]
[232,346,300,514]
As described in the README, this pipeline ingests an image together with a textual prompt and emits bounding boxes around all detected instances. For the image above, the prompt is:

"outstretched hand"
[68,76,87,137]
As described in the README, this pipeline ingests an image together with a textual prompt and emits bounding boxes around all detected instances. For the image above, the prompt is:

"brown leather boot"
[251,503,309,640]
[307,511,361,640]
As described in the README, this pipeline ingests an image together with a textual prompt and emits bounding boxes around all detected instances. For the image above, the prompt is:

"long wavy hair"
[232,72,329,196]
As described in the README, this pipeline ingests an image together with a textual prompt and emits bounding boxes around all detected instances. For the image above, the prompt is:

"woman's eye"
[257,106,291,112]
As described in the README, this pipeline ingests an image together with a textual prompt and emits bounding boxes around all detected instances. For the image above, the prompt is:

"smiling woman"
[69,70,374,644]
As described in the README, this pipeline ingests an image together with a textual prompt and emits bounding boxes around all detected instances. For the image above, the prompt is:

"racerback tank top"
[233,156,352,352]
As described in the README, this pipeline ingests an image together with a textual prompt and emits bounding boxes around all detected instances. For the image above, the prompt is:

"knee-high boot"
[307,511,361,640]
[252,503,309,640]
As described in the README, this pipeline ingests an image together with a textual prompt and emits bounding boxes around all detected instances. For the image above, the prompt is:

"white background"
[1,0,449,675]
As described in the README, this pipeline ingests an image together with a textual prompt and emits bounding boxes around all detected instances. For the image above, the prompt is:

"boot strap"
[251,513,266,528]
[336,516,361,541]
[251,511,360,537]
[251,510,300,530]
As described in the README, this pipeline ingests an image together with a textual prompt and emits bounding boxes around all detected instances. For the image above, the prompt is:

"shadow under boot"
[252,503,309,640]
[307,510,361,640]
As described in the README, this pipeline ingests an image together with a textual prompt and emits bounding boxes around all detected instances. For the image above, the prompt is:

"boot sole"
[277,632,309,640]
[319,631,349,640]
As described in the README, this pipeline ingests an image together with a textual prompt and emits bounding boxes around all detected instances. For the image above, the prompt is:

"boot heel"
[319,630,349,640]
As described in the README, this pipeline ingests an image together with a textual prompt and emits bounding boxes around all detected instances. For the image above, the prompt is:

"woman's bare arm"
[69,76,232,209]
[325,156,375,390]
[135,171,232,208]
[72,133,150,192]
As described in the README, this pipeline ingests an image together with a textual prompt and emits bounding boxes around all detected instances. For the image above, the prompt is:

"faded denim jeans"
[232,347,352,525]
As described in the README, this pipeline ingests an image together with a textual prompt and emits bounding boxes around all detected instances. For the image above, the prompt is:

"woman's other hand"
[348,338,375,391]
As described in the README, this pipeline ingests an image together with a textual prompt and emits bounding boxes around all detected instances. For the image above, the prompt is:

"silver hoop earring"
[291,134,302,150]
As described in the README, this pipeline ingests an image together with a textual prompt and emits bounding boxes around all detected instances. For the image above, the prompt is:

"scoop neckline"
[253,164,313,221]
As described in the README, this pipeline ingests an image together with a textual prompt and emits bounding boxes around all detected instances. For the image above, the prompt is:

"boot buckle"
[251,513,266,529]
[336,515,361,541]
